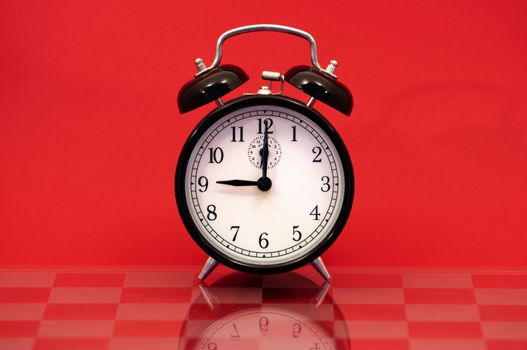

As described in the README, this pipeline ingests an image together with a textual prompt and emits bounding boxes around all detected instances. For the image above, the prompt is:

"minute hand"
[216,179,258,186]
[261,126,269,178]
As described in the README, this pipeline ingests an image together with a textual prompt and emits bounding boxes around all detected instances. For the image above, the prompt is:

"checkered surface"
[0,266,526,350]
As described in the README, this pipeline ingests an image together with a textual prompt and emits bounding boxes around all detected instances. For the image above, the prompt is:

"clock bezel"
[175,95,354,274]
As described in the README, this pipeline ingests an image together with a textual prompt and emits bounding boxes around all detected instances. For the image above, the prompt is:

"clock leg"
[311,257,331,281]
[198,257,218,281]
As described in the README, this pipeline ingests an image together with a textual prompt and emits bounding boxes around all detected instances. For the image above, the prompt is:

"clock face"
[176,96,353,272]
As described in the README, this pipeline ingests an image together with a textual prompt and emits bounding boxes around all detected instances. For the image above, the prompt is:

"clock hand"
[216,178,272,191]
[217,125,272,191]
[261,124,269,178]
[216,179,258,186]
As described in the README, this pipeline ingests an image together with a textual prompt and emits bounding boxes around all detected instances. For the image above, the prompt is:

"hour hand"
[216,179,259,186]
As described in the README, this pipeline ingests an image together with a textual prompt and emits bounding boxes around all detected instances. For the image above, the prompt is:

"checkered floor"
[0,266,526,350]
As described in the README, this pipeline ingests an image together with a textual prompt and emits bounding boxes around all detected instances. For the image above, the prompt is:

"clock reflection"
[179,273,350,350]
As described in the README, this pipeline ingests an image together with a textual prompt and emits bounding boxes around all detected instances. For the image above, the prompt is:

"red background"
[1,0,526,267]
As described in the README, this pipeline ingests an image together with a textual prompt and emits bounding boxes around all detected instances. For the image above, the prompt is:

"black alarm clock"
[176,24,354,281]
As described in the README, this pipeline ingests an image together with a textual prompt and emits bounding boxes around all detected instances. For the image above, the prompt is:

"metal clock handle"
[195,24,324,77]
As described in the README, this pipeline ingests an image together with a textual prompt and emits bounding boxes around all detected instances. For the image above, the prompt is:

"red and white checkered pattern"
[0,266,526,350]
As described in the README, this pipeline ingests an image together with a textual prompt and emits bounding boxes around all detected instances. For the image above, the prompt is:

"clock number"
[259,316,269,332]
[231,126,244,142]
[293,323,301,338]
[206,205,217,221]
[230,226,240,241]
[207,344,217,350]
[291,125,297,142]
[257,118,274,134]
[312,146,322,162]
[198,176,208,192]
[321,176,331,192]
[310,205,321,221]
[292,225,302,242]
[208,147,224,164]
[259,232,269,249]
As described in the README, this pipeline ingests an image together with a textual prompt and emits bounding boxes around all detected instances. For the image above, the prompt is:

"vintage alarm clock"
[176,24,354,281]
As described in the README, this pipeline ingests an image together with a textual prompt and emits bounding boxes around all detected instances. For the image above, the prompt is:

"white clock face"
[182,103,348,268]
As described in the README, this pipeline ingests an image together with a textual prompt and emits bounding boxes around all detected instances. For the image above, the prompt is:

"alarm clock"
[176,24,354,281]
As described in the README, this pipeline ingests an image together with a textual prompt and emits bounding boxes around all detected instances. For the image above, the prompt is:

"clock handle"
[195,24,329,77]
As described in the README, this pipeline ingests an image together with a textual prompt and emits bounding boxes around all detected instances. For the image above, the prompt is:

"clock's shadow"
[179,272,351,350]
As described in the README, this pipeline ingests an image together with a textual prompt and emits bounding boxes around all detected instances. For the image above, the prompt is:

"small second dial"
[248,135,282,169]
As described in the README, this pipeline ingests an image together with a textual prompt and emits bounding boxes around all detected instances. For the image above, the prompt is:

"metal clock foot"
[198,257,218,281]
[311,257,331,281]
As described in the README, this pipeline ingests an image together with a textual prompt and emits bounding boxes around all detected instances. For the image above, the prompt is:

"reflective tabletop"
[1,266,526,350]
